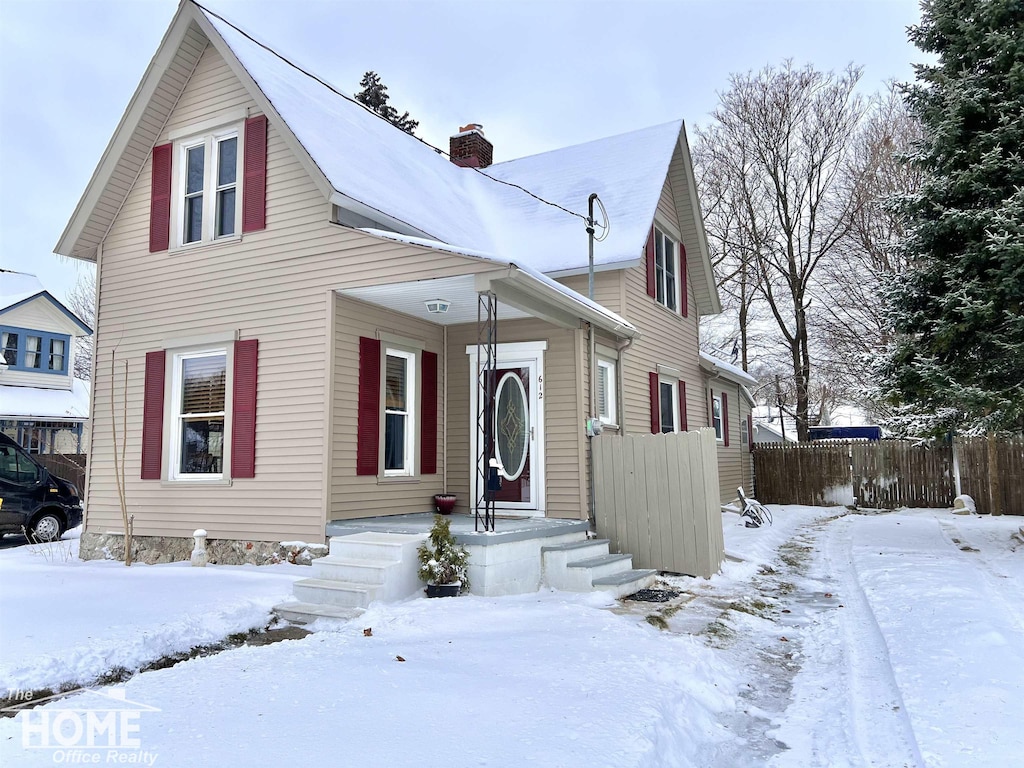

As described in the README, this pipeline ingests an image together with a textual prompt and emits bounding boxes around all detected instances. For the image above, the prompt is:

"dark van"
[0,433,83,542]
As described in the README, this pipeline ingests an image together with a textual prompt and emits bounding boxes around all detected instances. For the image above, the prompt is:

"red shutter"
[709,388,714,426]
[242,114,268,233]
[678,380,687,432]
[723,392,730,447]
[149,143,172,252]
[645,227,656,299]
[141,350,166,479]
[420,351,438,475]
[680,244,688,318]
[357,337,381,476]
[231,339,259,478]
[649,371,660,434]
[748,414,754,453]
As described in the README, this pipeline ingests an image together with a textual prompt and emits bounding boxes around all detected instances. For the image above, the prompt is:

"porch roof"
[339,230,639,340]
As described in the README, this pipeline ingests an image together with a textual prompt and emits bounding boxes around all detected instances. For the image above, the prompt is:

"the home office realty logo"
[4,686,160,765]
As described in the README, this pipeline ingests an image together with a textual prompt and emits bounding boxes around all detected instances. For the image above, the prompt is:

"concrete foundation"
[78,531,328,566]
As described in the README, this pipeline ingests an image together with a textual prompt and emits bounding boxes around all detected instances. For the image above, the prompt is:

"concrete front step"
[292,577,380,609]
[328,531,425,560]
[311,555,398,585]
[541,538,611,580]
[556,553,634,591]
[592,569,658,599]
[273,601,364,625]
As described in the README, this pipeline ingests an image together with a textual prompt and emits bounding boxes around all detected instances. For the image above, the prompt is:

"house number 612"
[537,375,543,399]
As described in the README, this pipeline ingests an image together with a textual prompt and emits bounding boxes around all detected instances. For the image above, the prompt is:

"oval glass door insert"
[495,372,529,480]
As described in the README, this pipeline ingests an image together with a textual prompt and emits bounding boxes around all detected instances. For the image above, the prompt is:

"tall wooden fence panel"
[752,442,853,506]
[593,428,723,578]
[958,437,1024,515]
[35,453,87,494]
[853,441,953,509]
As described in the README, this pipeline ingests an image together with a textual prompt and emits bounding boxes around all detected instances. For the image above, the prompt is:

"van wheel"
[29,513,64,543]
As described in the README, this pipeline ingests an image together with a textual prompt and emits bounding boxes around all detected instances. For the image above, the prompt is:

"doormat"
[624,588,681,603]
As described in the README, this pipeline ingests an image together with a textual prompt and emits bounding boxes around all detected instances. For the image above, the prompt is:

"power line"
[191,1,587,223]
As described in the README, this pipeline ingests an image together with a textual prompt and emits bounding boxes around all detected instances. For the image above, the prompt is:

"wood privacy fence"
[35,454,87,494]
[753,438,1024,514]
[593,428,724,578]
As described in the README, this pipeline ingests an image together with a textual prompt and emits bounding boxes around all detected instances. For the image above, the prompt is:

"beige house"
[56,1,754,560]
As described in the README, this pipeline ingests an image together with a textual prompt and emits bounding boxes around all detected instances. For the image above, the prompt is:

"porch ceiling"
[337,275,532,326]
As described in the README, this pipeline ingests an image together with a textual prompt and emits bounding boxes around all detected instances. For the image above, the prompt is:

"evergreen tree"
[354,71,419,135]
[880,0,1024,436]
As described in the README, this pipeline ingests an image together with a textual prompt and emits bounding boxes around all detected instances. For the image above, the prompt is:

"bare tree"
[697,62,867,440]
[66,269,96,380]
[813,85,924,403]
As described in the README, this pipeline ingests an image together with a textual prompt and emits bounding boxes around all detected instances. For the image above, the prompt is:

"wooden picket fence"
[592,428,724,578]
[753,437,1024,515]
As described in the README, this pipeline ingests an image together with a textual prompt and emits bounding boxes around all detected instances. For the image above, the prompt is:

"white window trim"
[383,348,416,477]
[597,358,618,426]
[171,123,244,249]
[658,376,680,434]
[168,348,229,482]
[712,393,724,442]
[654,226,681,313]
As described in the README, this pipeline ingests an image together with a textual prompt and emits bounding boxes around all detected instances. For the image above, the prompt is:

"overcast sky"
[0,0,923,306]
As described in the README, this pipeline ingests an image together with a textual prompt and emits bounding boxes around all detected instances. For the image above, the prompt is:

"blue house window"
[0,326,70,375]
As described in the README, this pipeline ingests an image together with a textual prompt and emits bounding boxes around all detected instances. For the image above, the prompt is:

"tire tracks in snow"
[824,517,925,768]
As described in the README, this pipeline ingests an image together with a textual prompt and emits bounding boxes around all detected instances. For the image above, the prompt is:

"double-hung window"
[384,349,416,476]
[171,350,227,479]
[712,394,724,441]
[658,377,680,433]
[654,227,679,312]
[596,359,617,425]
[179,129,240,246]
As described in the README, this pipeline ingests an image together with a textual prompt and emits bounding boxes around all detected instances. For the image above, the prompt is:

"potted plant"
[417,515,470,597]
[433,493,457,515]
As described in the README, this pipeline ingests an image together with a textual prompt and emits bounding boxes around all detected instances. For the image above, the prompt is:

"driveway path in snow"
[773,510,1024,768]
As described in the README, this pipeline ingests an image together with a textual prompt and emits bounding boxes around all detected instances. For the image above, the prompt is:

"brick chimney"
[449,123,493,169]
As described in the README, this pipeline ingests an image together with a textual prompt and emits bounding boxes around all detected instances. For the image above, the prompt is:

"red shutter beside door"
[357,337,382,476]
[421,351,438,475]
[231,339,258,479]
[242,114,268,233]
[149,144,172,252]
[649,371,660,434]
[678,380,687,432]
[680,244,689,318]
[141,350,166,479]
[645,227,656,299]
[723,392,730,447]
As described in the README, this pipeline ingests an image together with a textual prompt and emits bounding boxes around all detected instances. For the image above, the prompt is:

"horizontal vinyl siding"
[89,44,491,542]
[557,270,625,315]
[330,296,447,519]
[707,378,750,504]
[667,141,714,314]
[445,319,585,520]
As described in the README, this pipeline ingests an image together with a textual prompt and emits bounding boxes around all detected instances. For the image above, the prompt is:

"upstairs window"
[178,130,240,246]
[654,227,679,312]
[0,327,69,375]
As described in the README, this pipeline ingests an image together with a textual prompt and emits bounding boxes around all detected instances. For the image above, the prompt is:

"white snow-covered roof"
[699,352,759,387]
[0,380,91,420]
[0,271,46,311]
[202,9,684,276]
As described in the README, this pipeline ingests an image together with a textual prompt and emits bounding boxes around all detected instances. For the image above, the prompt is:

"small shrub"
[417,515,470,587]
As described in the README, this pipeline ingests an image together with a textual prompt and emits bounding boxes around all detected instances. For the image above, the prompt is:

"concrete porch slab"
[326,513,590,547]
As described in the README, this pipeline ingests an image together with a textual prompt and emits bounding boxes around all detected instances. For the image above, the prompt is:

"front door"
[493,367,530,503]
[467,341,546,515]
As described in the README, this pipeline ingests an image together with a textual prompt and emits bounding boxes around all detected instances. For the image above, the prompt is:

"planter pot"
[433,494,457,515]
[426,581,462,598]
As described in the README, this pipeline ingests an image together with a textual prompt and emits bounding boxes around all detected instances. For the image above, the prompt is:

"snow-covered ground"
[2,508,1022,767]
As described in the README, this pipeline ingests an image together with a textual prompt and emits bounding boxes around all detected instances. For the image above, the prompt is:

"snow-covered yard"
[2,508,1022,767]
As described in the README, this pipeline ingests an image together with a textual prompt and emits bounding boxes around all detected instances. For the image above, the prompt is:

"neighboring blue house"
[0,271,92,454]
